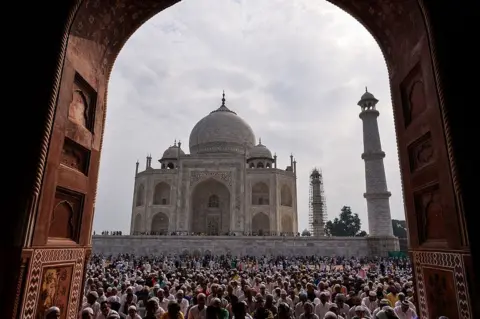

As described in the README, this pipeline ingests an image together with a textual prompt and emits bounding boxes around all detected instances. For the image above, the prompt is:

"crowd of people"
[43,254,429,319]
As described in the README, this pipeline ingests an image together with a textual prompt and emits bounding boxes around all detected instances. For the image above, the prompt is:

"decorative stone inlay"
[190,171,233,187]
[413,251,471,319]
[21,248,85,319]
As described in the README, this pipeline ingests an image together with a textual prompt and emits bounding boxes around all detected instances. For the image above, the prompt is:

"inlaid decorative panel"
[49,187,85,242]
[408,132,435,172]
[413,184,445,244]
[61,137,90,175]
[21,248,85,319]
[68,72,96,132]
[414,251,471,319]
[401,62,427,126]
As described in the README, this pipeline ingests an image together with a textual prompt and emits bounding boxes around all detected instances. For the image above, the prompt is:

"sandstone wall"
[92,235,372,257]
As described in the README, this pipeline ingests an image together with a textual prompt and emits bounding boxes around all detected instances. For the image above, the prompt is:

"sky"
[93,0,406,233]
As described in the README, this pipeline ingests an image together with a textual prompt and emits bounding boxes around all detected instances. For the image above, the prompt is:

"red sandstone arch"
[6,1,478,318]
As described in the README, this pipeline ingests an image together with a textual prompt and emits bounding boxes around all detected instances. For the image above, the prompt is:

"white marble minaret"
[358,88,394,237]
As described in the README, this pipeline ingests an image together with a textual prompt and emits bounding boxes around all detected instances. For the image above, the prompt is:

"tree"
[392,219,407,238]
[301,229,311,237]
[325,206,367,237]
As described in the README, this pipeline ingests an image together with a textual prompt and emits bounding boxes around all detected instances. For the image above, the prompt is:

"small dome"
[248,139,273,159]
[189,92,256,155]
[161,144,185,160]
[358,87,379,107]
[361,91,375,100]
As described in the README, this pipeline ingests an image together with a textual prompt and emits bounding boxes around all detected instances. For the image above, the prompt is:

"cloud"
[94,0,404,234]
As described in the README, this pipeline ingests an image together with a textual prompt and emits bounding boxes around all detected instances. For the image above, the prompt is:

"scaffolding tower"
[309,168,327,236]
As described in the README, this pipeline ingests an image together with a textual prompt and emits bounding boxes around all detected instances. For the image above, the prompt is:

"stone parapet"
[92,235,376,257]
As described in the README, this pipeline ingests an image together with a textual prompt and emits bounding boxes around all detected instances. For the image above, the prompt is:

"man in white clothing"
[176,290,190,315]
[394,301,417,319]
[188,293,207,319]
[394,293,416,312]
[361,291,379,313]
[314,292,331,319]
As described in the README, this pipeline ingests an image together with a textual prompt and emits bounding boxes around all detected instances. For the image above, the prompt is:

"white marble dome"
[189,94,256,155]
[161,144,185,159]
[248,140,273,159]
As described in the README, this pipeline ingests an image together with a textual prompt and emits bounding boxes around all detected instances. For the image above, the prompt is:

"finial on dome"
[365,86,368,92]
[178,140,181,148]
[221,90,226,106]
[259,137,262,145]
[174,139,177,147]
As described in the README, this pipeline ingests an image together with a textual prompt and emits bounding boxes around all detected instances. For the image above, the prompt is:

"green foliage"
[392,219,407,238]
[301,229,311,236]
[325,206,367,237]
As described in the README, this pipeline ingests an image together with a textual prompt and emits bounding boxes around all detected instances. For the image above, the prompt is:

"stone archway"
[252,182,269,205]
[151,212,169,234]
[153,182,171,205]
[7,1,478,318]
[191,179,230,235]
[252,212,270,235]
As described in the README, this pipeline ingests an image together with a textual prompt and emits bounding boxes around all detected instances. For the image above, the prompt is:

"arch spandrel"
[189,171,233,189]
[9,1,475,319]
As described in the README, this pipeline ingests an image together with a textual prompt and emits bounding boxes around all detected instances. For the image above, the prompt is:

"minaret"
[273,153,277,168]
[146,154,152,169]
[358,88,394,237]
[135,160,139,176]
[309,168,326,237]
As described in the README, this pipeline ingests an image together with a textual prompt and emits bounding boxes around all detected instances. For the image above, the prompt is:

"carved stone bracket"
[413,251,471,319]
[21,248,85,319]
[190,171,233,188]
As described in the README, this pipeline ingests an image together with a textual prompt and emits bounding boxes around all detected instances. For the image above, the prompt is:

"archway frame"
[189,177,232,235]
[6,1,476,318]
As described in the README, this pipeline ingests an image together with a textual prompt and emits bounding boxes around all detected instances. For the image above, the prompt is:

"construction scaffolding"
[309,168,327,236]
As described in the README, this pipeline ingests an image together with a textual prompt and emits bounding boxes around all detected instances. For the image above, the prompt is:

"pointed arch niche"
[252,182,269,205]
[153,182,171,205]
[135,184,145,207]
[252,212,270,235]
[151,212,169,234]
[191,178,230,235]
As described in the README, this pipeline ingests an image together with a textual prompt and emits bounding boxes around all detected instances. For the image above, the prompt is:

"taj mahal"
[130,92,298,236]
[93,90,400,257]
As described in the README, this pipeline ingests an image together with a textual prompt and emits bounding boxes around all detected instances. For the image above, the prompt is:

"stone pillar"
[358,89,395,238]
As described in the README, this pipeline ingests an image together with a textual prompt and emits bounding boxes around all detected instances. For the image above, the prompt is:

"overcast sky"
[93,0,406,234]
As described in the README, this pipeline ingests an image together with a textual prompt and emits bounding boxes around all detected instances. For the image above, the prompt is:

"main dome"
[189,93,256,155]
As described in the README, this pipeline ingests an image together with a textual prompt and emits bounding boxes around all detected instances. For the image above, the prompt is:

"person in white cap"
[394,293,415,312]
[394,301,416,319]
[44,306,60,319]
[126,305,142,319]
[314,291,331,319]
[362,290,379,312]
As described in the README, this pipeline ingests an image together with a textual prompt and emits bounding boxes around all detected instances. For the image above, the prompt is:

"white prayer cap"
[128,305,137,311]
[369,291,376,297]
[324,311,337,319]
[154,284,160,289]
[355,305,365,311]
[107,310,120,318]
[82,307,94,315]
[44,306,60,317]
